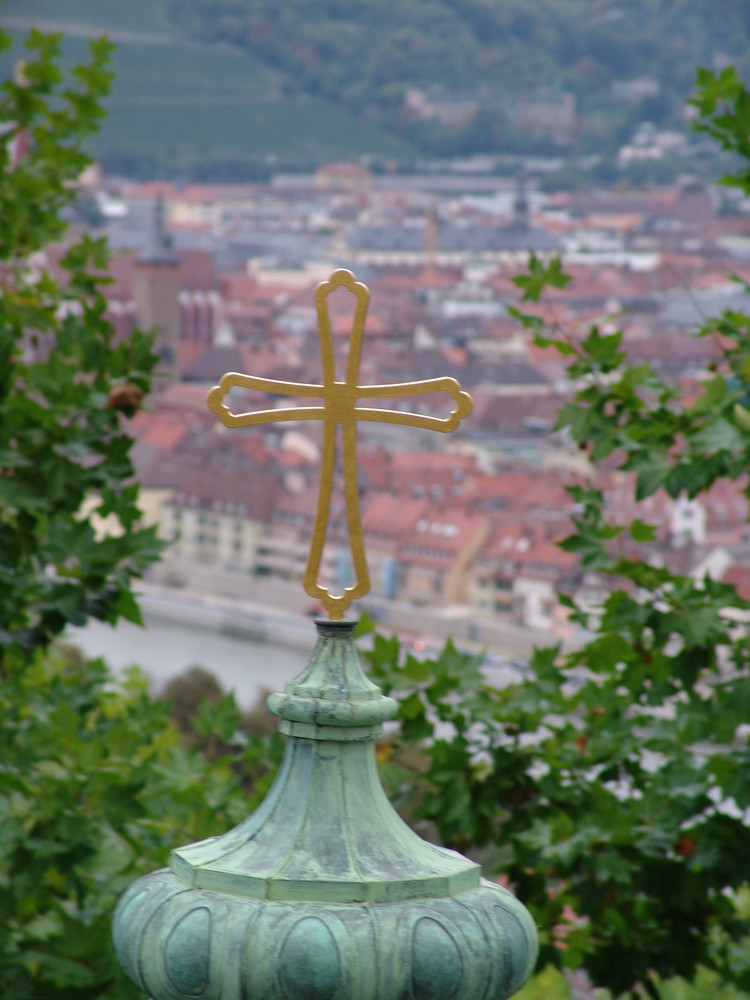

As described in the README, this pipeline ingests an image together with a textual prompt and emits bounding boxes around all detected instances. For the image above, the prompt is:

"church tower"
[132,197,182,376]
[511,172,530,231]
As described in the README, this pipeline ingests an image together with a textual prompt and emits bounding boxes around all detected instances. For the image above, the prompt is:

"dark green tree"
[0,30,277,999]
[0,29,162,664]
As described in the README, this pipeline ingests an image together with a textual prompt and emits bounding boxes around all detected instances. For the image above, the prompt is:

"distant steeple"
[133,196,182,376]
[512,172,530,231]
[137,195,180,266]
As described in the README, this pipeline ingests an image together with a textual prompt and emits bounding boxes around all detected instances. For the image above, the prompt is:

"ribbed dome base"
[115,868,537,1000]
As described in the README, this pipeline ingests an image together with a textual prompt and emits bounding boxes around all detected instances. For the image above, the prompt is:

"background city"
[4,2,747,668]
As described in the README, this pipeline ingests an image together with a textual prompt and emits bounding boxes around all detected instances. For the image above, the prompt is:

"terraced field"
[2,1,416,173]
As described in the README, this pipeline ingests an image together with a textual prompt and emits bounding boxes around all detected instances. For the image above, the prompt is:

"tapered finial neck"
[267,617,397,740]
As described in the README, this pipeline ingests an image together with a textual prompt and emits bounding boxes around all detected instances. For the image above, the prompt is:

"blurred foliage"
[0,650,278,999]
[358,65,750,1000]
[0,26,229,998]
[0,28,163,667]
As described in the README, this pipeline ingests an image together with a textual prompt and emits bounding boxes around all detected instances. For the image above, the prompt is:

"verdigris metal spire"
[113,270,538,998]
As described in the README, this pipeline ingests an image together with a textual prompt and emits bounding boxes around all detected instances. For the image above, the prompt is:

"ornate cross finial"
[207,268,472,620]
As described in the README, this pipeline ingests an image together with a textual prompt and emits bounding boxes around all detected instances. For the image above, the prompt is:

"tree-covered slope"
[0,2,418,176]
[170,0,750,141]
[4,0,750,172]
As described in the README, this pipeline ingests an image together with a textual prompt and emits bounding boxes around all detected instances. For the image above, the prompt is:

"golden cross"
[207,268,473,620]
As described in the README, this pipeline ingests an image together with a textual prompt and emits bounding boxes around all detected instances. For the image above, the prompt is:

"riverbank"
[70,578,562,705]
[137,582,313,652]
[135,576,582,690]
[144,561,571,660]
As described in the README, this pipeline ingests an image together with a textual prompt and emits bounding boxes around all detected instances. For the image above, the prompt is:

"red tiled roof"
[399,505,489,568]
[178,340,204,371]
[133,412,190,451]
[220,273,262,304]
[179,249,219,291]
[150,382,214,412]
[723,564,750,602]
[480,518,541,561]
[357,446,393,491]
[517,539,578,577]
[361,492,429,542]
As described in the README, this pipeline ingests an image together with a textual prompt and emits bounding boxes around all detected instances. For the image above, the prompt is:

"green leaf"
[109,590,144,627]
[507,304,546,331]
[512,254,571,302]
[694,418,745,455]
[34,759,70,781]
[689,375,729,414]
[403,655,432,683]
[630,519,657,542]
[733,402,750,433]
[628,450,670,499]
[398,691,426,721]
[580,327,625,372]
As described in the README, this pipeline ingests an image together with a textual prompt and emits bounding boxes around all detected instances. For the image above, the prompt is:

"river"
[68,611,311,709]
[67,579,533,714]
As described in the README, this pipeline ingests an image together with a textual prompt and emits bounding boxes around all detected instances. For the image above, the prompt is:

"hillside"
[3,0,750,177]
[168,0,750,149]
[1,0,418,177]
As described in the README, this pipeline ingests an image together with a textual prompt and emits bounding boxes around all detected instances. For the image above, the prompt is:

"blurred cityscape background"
[6,0,750,703]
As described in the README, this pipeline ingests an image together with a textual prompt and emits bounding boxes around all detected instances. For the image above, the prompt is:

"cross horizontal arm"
[209,404,327,429]
[207,373,472,431]
[356,377,469,401]
[354,407,469,432]
[355,376,472,432]
[207,372,327,428]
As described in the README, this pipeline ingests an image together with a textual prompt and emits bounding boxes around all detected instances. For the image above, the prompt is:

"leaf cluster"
[688,66,750,195]
[0,29,164,666]
[0,29,191,998]
[0,647,275,1000]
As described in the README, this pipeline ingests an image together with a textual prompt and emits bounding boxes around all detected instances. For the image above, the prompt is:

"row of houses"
[128,382,750,642]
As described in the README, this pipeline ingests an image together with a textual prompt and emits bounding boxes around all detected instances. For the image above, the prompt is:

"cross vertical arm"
[303,415,370,621]
[303,270,371,619]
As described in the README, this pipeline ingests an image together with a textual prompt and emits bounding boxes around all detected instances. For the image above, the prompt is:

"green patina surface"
[113,620,538,998]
